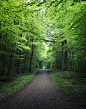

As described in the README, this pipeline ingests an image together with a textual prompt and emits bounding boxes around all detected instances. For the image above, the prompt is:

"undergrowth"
[0,72,36,101]
[50,71,86,106]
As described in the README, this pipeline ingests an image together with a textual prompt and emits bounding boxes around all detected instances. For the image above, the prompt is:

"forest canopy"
[0,0,86,80]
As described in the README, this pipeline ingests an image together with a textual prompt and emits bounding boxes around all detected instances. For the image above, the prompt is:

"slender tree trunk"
[29,38,33,72]
[10,39,18,81]
[7,45,13,76]
[39,61,42,69]
[17,34,22,74]
[62,41,65,71]
[7,54,12,76]
[17,52,20,74]
[0,33,1,39]
[64,40,67,70]
[10,20,20,81]
[62,37,65,71]
[0,22,1,39]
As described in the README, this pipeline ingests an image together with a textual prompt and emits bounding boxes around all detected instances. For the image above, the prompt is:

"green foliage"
[0,0,86,80]
[0,0,45,77]
[51,71,86,105]
[41,0,86,71]
[51,71,74,87]
[0,72,36,100]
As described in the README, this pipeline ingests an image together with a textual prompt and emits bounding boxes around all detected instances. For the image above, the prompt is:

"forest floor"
[0,69,86,109]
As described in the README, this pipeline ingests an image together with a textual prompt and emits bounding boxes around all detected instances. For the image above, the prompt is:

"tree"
[40,0,86,71]
[0,0,45,80]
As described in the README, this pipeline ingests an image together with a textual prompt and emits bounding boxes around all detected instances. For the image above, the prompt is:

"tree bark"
[0,33,1,39]
[10,18,20,81]
[64,40,67,70]
[10,39,18,81]
[62,40,65,71]
[29,38,33,72]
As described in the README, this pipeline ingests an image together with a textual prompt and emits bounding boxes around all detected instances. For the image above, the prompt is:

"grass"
[50,71,86,106]
[0,72,36,101]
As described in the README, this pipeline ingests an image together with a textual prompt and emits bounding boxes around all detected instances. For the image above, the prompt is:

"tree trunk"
[0,33,1,39]
[7,54,12,76]
[64,40,67,70]
[39,61,42,69]
[29,38,33,72]
[10,20,20,81]
[62,38,65,71]
[10,40,17,81]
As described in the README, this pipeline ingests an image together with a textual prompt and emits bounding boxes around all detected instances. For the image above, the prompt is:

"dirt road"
[0,70,86,109]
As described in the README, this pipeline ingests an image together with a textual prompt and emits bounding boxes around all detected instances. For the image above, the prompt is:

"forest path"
[0,70,85,109]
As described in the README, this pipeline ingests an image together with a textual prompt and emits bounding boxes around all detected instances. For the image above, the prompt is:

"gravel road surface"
[0,70,86,109]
